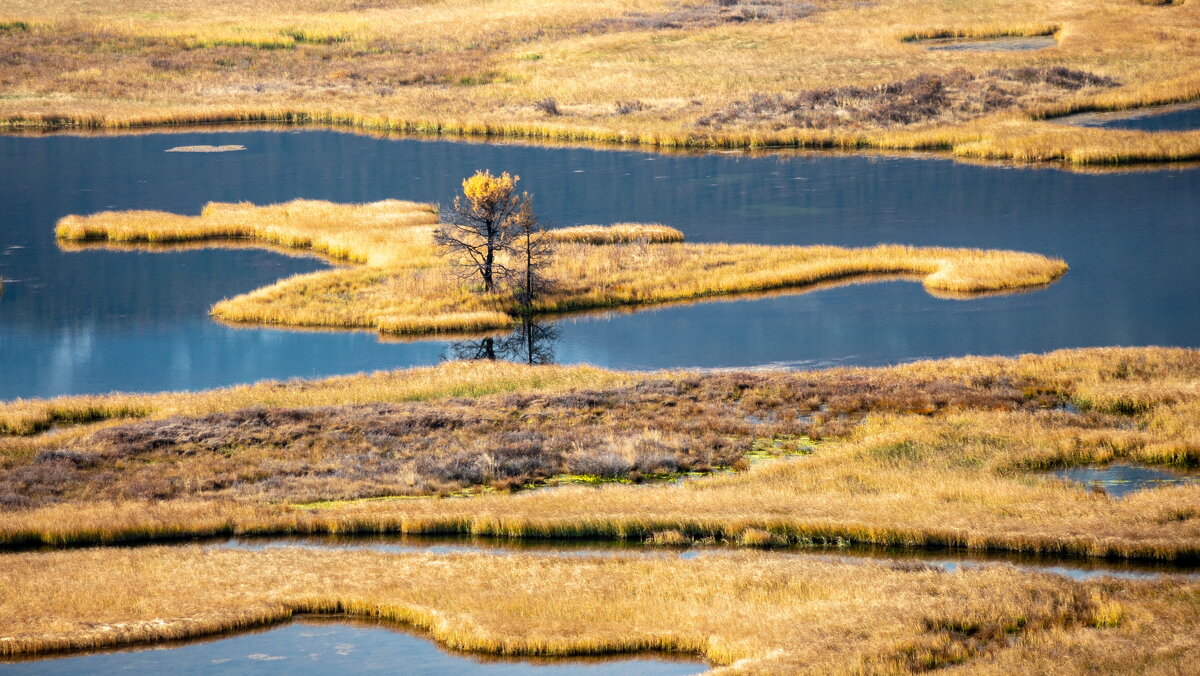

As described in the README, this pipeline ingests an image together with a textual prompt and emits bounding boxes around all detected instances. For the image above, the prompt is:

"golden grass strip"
[2,546,1197,674]
[0,361,631,436]
[55,200,1067,335]
[898,23,1060,42]
[547,223,685,244]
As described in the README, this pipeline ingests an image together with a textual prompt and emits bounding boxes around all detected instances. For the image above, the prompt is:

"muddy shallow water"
[917,35,1057,51]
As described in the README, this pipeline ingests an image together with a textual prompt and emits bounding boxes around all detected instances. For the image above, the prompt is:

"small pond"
[1,618,708,675]
[1053,462,1200,499]
[917,35,1057,52]
[1053,102,1200,132]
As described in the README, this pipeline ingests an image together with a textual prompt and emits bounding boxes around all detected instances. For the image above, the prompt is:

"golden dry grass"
[55,199,1067,335]
[1,0,1199,165]
[1,347,1196,560]
[0,360,631,436]
[1,546,1198,674]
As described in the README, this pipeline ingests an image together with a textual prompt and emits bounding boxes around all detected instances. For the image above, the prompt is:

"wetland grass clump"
[55,199,1067,335]
[898,24,1061,44]
[7,546,1198,673]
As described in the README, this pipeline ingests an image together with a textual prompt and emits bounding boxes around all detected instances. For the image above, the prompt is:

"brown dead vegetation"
[1,370,1042,507]
[581,0,836,33]
[698,67,1120,130]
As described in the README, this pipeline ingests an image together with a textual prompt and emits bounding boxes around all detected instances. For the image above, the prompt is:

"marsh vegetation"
[2,545,1198,672]
[2,3,1198,673]
[1,0,1199,164]
[1,347,1197,562]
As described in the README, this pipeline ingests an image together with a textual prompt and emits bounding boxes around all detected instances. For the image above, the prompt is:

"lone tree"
[434,170,528,293]
[507,195,555,311]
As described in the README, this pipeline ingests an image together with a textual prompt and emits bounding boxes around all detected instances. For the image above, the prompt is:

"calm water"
[1053,462,1200,499]
[209,534,1200,581]
[920,36,1056,51]
[1057,103,1200,131]
[1,130,1198,399]
[3,620,706,675]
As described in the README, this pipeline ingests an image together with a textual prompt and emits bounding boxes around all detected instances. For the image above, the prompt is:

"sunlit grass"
[3,546,1198,673]
[0,360,631,436]
[0,0,1198,164]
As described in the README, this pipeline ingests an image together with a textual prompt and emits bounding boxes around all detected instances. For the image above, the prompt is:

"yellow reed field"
[1,546,1198,674]
[1,0,1198,165]
[1,347,1197,559]
[548,223,685,244]
[55,199,1067,335]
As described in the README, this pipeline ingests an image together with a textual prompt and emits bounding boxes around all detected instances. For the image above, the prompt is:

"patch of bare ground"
[698,67,1120,130]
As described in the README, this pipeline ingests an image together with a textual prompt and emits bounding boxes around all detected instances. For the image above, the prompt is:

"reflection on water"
[208,534,1200,581]
[1053,462,1199,499]
[446,319,559,365]
[1,618,707,675]
[1054,103,1200,132]
[1,130,1199,398]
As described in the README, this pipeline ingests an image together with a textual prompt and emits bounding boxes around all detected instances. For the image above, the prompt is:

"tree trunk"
[482,221,496,292]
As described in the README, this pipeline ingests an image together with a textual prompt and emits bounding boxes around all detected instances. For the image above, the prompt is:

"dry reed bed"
[1,546,1196,673]
[2,0,1200,165]
[55,199,1067,335]
[1,347,1197,560]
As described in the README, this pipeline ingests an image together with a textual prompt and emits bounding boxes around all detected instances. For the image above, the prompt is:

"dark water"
[1,130,1198,399]
[1053,462,1200,499]
[2,619,706,675]
[1057,103,1200,131]
[209,534,1200,581]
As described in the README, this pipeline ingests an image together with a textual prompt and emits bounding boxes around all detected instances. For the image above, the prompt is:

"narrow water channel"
[206,534,1200,581]
[1053,102,1200,132]
[1,618,707,675]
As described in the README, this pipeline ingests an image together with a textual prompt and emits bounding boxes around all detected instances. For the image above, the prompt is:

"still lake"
[1,130,1197,399]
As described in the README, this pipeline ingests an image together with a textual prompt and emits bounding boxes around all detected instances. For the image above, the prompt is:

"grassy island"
[1,0,1199,166]
[56,199,1068,335]
[1,347,1196,560]
[2,546,1198,673]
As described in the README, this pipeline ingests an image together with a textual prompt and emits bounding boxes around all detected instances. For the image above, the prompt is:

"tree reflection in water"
[445,317,559,365]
